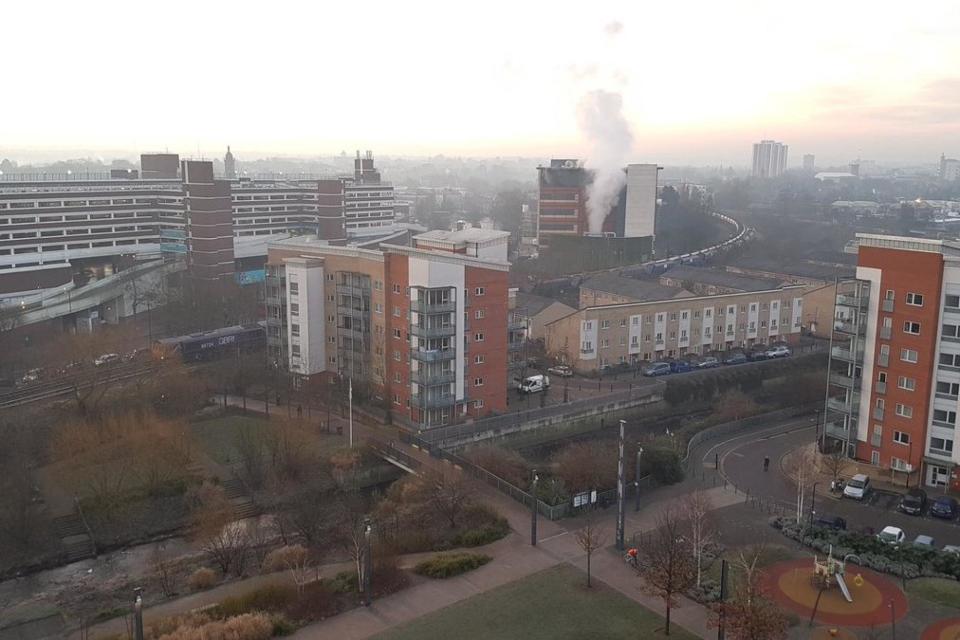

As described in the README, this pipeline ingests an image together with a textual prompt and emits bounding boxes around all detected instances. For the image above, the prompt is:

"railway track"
[0,363,158,409]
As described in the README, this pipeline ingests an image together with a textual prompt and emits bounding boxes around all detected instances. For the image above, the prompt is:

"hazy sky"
[3,0,959,166]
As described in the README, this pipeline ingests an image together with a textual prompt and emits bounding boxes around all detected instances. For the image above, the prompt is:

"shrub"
[329,570,358,593]
[638,447,684,485]
[452,523,509,547]
[270,615,297,636]
[155,612,273,640]
[414,553,491,579]
[187,567,218,591]
[214,583,297,617]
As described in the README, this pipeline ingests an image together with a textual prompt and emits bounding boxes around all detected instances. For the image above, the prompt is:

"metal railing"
[411,299,456,314]
[411,324,456,339]
[411,394,457,409]
[410,369,455,386]
[882,299,894,312]
[411,348,456,363]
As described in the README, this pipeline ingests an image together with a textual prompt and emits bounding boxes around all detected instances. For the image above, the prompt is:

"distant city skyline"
[3,1,959,166]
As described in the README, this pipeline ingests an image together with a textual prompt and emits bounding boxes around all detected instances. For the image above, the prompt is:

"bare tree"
[150,543,176,597]
[820,441,848,487]
[784,448,816,521]
[263,544,312,595]
[639,505,696,636]
[681,490,716,587]
[187,482,250,576]
[333,491,371,593]
[428,472,474,529]
[574,509,607,588]
[712,544,788,640]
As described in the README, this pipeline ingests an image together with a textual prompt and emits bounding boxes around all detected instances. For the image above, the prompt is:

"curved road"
[709,416,960,548]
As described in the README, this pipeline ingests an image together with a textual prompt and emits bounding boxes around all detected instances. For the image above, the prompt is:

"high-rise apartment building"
[224,146,236,179]
[940,154,960,181]
[264,228,511,428]
[824,234,960,490]
[752,140,789,178]
[802,154,815,173]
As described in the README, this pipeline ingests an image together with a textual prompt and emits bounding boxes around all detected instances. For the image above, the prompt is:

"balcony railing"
[411,324,456,339]
[831,346,864,362]
[878,353,890,367]
[411,393,457,409]
[827,397,857,414]
[875,380,887,394]
[829,372,858,388]
[411,369,455,386]
[824,420,849,439]
[412,348,456,362]
[411,299,456,314]
[871,434,882,447]
[836,294,868,309]
[879,326,892,340]
[337,283,371,297]
[873,407,884,420]
[882,299,894,312]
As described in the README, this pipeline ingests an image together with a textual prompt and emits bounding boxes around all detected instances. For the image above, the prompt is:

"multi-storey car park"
[0,151,398,301]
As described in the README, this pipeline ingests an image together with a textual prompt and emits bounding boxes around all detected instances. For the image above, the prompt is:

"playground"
[759,554,909,628]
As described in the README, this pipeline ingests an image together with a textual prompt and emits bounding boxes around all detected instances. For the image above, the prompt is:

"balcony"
[337,283,370,297]
[873,407,884,420]
[411,369,455,386]
[823,420,849,439]
[412,299,456,314]
[878,353,890,367]
[834,318,863,336]
[827,396,858,414]
[411,324,456,339]
[412,348,456,363]
[508,318,528,331]
[337,304,368,317]
[829,372,859,388]
[882,299,894,312]
[411,393,457,409]
[871,434,882,447]
[831,346,864,362]
[879,326,892,340]
[836,294,868,309]
[875,380,887,394]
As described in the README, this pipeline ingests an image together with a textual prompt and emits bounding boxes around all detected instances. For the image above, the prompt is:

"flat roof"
[414,228,511,244]
[580,273,691,303]
[661,265,784,292]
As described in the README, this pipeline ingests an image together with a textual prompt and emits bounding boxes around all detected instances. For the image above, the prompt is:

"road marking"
[730,452,744,457]
[538,531,570,543]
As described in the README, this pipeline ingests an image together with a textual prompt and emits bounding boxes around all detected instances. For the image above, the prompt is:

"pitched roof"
[580,273,691,303]
[660,265,783,292]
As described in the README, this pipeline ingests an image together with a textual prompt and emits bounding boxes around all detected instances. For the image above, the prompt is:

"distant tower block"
[224,146,236,179]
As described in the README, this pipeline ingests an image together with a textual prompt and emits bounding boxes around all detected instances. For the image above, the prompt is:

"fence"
[414,381,665,449]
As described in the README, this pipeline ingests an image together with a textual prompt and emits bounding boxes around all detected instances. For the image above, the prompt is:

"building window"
[600,338,609,348]
[291,324,300,337]
[893,431,910,445]
[897,376,916,391]
[394,372,401,383]
[475,309,485,319]
[393,306,401,317]
[620,318,627,327]
[934,409,957,425]
[393,394,401,405]
[290,303,299,316]
[900,348,918,363]
[474,399,484,409]
[392,283,401,294]
[581,341,593,352]
[931,437,954,454]
[475,287,485,296]
[474,354,484,364]
[891,457,909,471]
[947,295,960,309]
[944,323,960,337]
[903,321,921,335]
[619,336,627,346]
[906,292,923,306]
[937,381,960,396]
[940,353,960,367]
[885,289,895,301]
[600,319,611,329]
[474,332,485,342]
[632,316,640,325]
[393,350,401,361]
[393,328,401,339]
[289,282,299,294]
[895,403,913,418]
[291,345,301,357]
[474,377,484,386]
[375,303,383,314]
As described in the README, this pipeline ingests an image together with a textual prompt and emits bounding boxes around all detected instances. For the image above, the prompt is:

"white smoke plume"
[576,89,634,234]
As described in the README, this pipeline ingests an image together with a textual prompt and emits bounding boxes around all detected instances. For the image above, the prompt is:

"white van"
[843,474,871,500]
[518,374,550,393]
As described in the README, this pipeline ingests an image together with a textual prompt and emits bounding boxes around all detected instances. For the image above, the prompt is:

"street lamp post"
[616,419,626,551]
[808,482,818,528]
[362,518,372,606]
[133,588,144,640]
[635,445,644,512]
[530,469,539,546]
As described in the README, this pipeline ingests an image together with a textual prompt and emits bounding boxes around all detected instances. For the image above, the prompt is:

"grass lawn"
[373,565,697,640]
[191,415,270,465]
[908,577,960,609]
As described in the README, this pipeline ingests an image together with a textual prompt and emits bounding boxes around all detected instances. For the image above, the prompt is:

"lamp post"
[808,482,818,528]
[133,587,144,640]
[635,445,644,512]
[616,419,626,551]
[362,518,372,606]
[530,469,539,546]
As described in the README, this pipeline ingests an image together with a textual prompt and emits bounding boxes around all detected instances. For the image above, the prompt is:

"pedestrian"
[763,456,770,472]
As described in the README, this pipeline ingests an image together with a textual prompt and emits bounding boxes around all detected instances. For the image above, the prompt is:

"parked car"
[697,356,721,369]
[899,488,927,515]
[746,349,769,361]
[765,345,792,358]
[723,352,748,365]
[547,365,574,378]
[877,526,906,545]
[94,353,120,367]
[843,474,871,500]
[814,515,847,530]
[669,360,693,373]
[913,534,936,548]
[642,362,672,377]
[930,496,959,520]
[518,374,550,393]
[19,368,43,384]
[943,545,960,556]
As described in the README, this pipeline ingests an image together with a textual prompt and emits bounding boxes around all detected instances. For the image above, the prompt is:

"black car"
[898,488,927,516]
[930,496,959,519]
[723,352,748,365]
[746,349,769,361]
[815,515,847,530]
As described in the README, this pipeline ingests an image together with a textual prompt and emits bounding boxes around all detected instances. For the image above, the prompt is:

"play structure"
[812,546,856,603]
